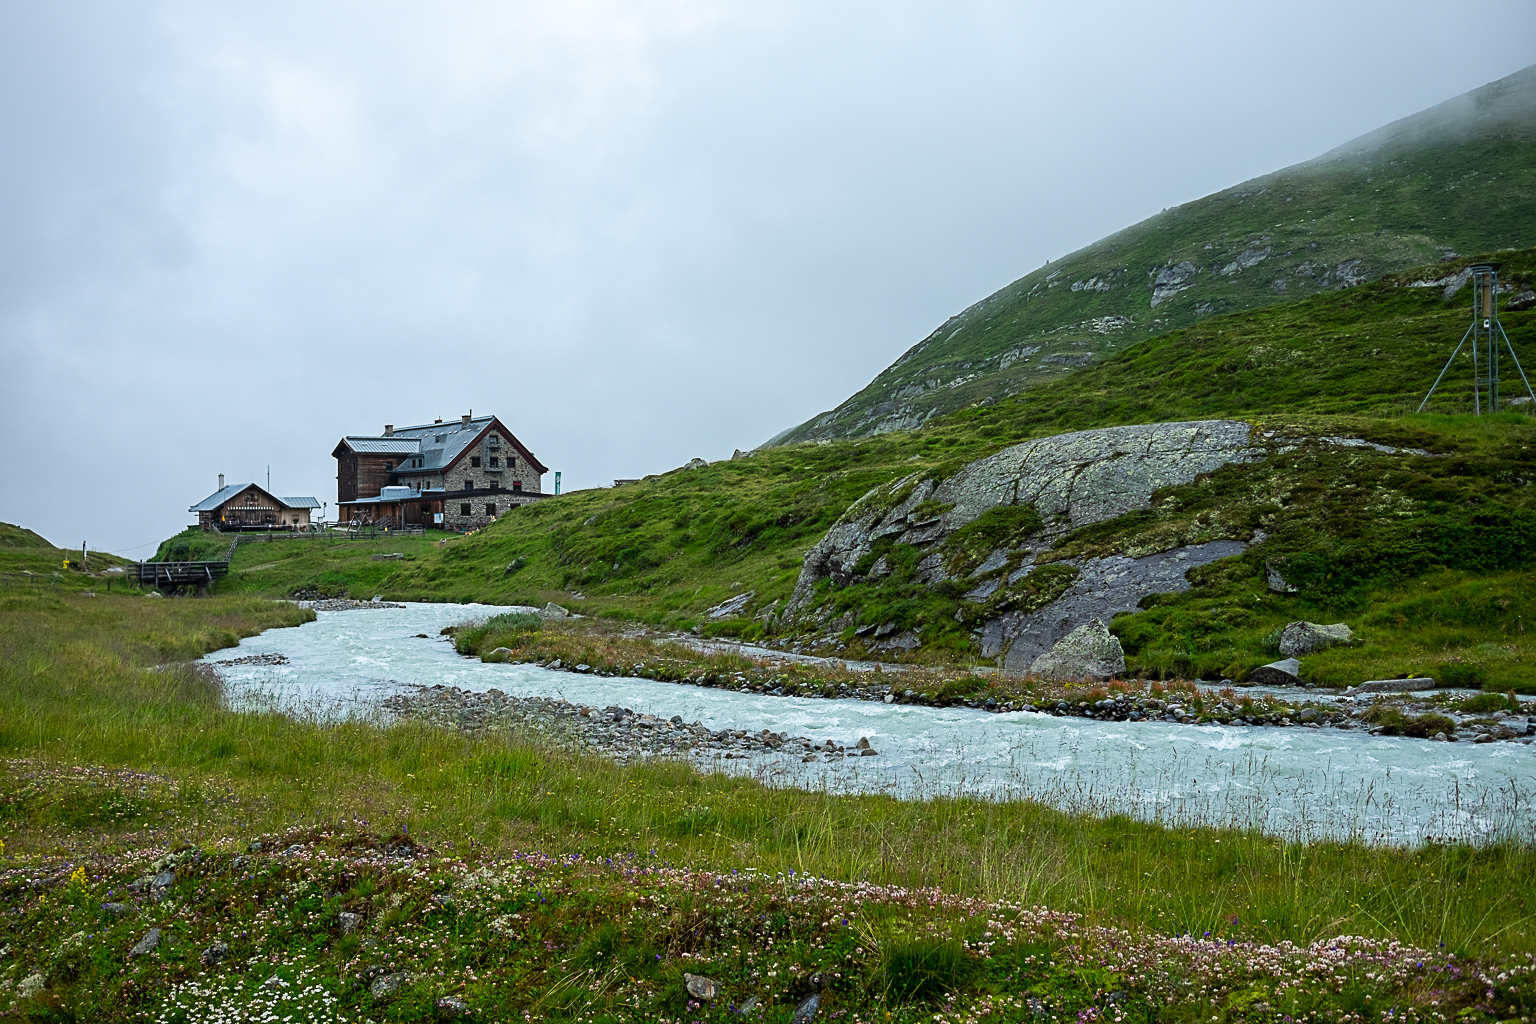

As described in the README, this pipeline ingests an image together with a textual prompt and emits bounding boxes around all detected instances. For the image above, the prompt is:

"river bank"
[452,613,1536,745]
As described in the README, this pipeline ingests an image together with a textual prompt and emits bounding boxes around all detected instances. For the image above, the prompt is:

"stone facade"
[440,427,543,497]
[440,491,543,532]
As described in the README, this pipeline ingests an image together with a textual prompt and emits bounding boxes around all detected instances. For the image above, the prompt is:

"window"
[464,478,473,490]
[488,456,499,467]
[385,461,393,471]
[512,480,522,492]
[470,456,481,467]
[460,503,471,516]
[485,503,496,516]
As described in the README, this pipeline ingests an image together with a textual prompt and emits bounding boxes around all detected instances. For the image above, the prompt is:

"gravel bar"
[380,684,882,767]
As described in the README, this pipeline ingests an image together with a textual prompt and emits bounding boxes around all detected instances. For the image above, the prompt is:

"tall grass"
[1,592,1533,959]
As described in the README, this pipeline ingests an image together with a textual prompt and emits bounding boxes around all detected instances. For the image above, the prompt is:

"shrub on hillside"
[1438,662,1489,689]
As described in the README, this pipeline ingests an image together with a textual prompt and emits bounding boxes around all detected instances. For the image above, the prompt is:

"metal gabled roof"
[189,484,250,512]
[190,483,320,513]
[339,436,422,455]
[386,417,493,472]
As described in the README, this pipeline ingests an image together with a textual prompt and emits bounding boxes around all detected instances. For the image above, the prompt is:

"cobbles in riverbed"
[379,685,881,767]
[214,652,289,667]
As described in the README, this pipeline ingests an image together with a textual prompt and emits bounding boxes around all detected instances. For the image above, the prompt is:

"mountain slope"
[775,64,1536,444]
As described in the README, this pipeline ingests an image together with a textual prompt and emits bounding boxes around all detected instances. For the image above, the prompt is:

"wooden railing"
[127,539,238,589]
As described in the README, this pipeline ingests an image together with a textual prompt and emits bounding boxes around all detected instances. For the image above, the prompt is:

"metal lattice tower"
[1420,263,1536,414]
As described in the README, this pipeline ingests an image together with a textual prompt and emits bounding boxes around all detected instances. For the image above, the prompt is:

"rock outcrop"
[990,540,1248,675]
[787,420,1265,672]
[790,420,1262,607]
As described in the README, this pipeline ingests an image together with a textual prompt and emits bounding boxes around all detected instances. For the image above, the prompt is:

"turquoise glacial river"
[204,604,1536,845]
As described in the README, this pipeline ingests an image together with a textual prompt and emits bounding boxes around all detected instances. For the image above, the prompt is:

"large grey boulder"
[1278,621,1354,657]
[1029,621,1125,681]
[1248,658,1302,686]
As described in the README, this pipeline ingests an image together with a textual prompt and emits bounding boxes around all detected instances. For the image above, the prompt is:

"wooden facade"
[190,482,320,531]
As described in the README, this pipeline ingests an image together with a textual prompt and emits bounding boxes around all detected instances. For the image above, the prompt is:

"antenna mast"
[1420,263,1536,414]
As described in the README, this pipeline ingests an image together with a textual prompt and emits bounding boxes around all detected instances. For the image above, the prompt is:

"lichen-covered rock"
[684,974,721,1000]
[1278,621,1355,657]
[1265,561,1299,593]
[1029,620,1125,681]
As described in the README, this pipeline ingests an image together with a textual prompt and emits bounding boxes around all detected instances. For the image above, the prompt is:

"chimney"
[434,418,442,424]
[461,413,471,427]
[384,424,394,436]
[219,473,225,489]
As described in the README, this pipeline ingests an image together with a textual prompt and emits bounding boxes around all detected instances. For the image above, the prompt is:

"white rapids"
[205,603,1536,845]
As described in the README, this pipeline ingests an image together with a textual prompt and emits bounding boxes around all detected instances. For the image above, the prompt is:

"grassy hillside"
[0,523,53,549]
[777,64,1536,443]
[185,249,1536,691]
[0,521,133,592]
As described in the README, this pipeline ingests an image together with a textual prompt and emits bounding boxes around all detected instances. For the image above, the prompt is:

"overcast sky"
[2,2,1533,555]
